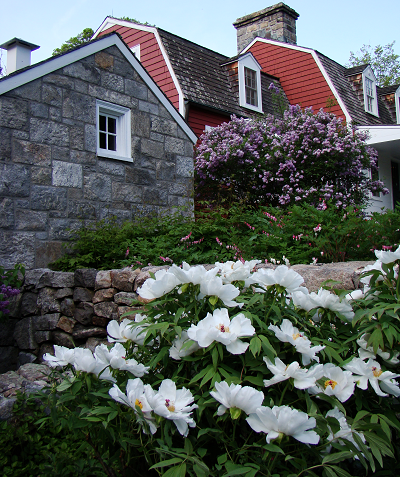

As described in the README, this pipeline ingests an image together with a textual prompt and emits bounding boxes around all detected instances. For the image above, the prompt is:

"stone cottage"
[0,33,197,270]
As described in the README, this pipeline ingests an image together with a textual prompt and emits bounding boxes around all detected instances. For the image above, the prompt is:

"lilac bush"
[195,103,388,208]
[0,264,24,320]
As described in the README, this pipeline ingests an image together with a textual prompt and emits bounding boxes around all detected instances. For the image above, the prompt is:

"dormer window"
[238,53,263,113]
[245,67,258,107]
[362,66,379,117]
[395,86,400,124]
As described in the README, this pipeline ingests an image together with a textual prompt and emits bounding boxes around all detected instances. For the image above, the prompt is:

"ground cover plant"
[50,203,400,272]
[19,245,400,476]
[194,101,388,209]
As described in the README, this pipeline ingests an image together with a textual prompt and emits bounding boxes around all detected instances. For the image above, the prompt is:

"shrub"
[50,204,400,271]
[195,104,388,208]
[39,246,400,476]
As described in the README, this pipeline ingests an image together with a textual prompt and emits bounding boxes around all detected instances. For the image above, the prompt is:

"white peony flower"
[344,357,400,397]
[187,308,255,354]
[107,315,149,345]
[215,260,261,284]
[137,269,181,299]
[345,289,364,301]
[210,381,264,416]
[94,343,149,378]
[198,275,242,308]
[245,265,307,294]
[144,379,197,437]
[169,262,217,285]
[293,288,354,321]
[268,319,325,365]
[109,378,157,434]
[43,345,75,367]
[263,357,323,390]
[246,405,319,445]
[360,260,386,286]
[375,246,400,264]
[356,333,399,364]
[308,363,355,402]
[326,407,365,451]
[169,330,200,360]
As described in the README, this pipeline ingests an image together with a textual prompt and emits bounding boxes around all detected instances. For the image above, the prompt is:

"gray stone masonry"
[233,3,299,53]
[0,45,194,270]
[0,260,373,375]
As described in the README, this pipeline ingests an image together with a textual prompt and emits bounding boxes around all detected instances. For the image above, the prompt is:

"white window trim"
[204,125,215,132]
[362,66,379,117]
[238,53,263,113]
[395,86,400,124]
[96,100,132,162]
[130,44,140,61]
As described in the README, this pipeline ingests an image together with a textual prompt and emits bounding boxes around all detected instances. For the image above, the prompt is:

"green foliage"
[52,28,94,56]
[347,41,400,87]
[0,391,106,476]
[50,203,400,272]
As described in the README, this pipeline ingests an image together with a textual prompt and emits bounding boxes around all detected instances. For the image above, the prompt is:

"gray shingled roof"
[344,65,368,76]
[316,52,394,125]
[379,84,400,95]
[158,28,286,117]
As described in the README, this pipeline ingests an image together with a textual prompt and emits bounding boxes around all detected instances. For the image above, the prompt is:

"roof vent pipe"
[0,38,40,74]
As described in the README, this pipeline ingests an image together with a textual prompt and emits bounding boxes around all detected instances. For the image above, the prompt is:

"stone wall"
[0,45,194,270]
[0,260,372,374]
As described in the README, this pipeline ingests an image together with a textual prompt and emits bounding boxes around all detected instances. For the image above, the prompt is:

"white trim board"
[93,18,186,117]
[241,38,352,124]
[0,33,197,144]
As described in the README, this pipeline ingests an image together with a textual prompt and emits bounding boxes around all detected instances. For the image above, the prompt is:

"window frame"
[130,44,140,61]
[395,86,400,124]
[362,66,379,117]
[238,53,263,114]
[96,100,132,162]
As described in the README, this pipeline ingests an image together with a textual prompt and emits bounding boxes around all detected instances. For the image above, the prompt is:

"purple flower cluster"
[195,103,387,208]
[0,284,20,315]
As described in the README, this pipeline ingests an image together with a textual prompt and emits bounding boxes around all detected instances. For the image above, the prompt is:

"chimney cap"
[233,2,299,28]
[0,37,40,52]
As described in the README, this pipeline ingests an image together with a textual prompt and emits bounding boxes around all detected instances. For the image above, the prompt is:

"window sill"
[97,149,133,163]
[241,103,264,114]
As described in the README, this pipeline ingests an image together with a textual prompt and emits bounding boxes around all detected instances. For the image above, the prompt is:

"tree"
[347,41,400,87]
[52,28,94,56]
[195,103,388,209]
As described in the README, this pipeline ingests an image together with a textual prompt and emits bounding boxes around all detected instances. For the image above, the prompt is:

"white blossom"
[198,275,242,308]
[137,269,181,299]
[144,379,197,437]
[43,345,75,367]
[169,262,217,285]
[245,265,307,294]
[107,315,149,345]
[308,363,355,402]
[344,357,400,397]
[246,405,319,444]
[94,343,149,377]
[263,357,323,389]
[326,407,365,451]
[356,333,400,364]
[169,331,200,360]
[210,381,264,416]
[187,308,255,354]
[375,246,400,264]
[215,260,261,284]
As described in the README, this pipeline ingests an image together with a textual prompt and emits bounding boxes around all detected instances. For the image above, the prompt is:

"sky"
[1,0,400,70]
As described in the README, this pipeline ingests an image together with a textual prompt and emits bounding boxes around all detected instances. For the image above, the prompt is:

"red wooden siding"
[98,24,180,110]
[188,105,231,138]
[248,42,345,121]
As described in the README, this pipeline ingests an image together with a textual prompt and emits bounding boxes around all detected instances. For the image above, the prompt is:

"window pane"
[244,67,258,106]
[108,134,116,151]
[108,117,116,134]
[99,132,106,149]
[99,115,107,132]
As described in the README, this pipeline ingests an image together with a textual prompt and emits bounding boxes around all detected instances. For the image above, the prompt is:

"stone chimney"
[233,3,299,53]
[0,38,40,74]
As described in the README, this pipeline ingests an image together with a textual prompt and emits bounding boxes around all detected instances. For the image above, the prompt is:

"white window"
[362,66,379,117]
[238,53,263,114]
[130,44,140,61]
[96,100,132,162]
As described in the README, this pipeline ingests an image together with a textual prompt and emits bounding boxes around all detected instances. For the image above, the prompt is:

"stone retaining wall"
[0,260,372,374]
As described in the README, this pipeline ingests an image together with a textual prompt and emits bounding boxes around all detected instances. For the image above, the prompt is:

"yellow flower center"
[135,399,143,410]
[218,324,230,333]
[324,379,338,389]
[372,366,383,378]
[165,399,175,412]
[292,333,303,340]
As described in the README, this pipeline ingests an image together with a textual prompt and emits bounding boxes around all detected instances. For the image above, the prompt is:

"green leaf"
[209,295,218,306]
[189,365,212,385]
[263,443,285,454]
[322,451,354,464]
[162,464,186,477]
[57,379,73,392]
[244,375,264,387]
[200,366,217,388]
[329,466,352,477]
[249,336,262,357]
[149,458,183,469]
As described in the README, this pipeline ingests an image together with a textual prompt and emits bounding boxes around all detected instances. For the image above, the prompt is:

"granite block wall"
[0,45,194,270]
